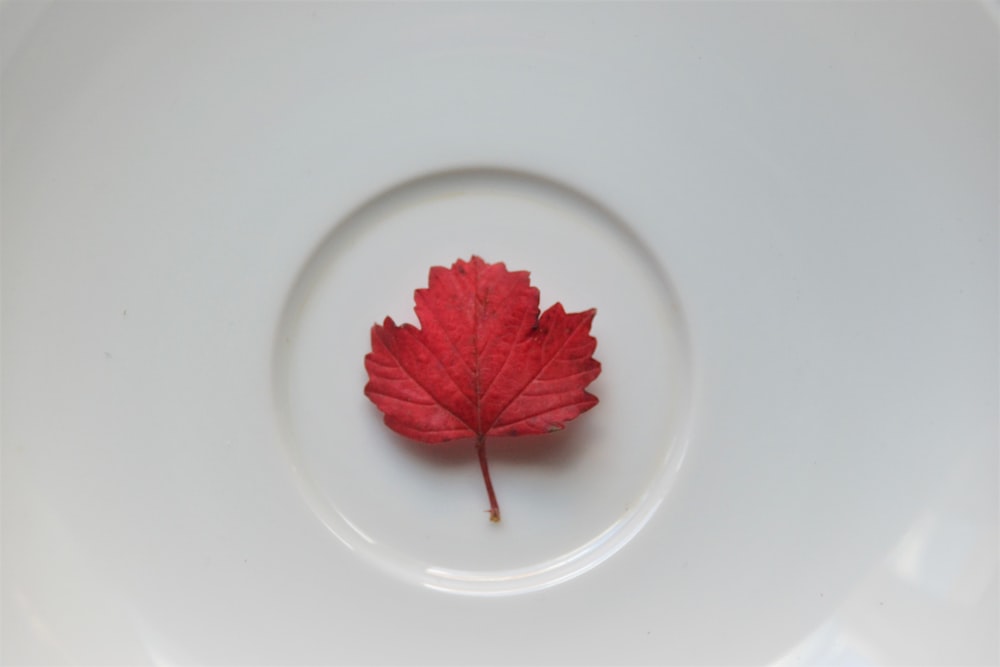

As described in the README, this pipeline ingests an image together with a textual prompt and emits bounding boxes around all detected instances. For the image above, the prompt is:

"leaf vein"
[486,317,592,431]
[375,332,476,431]
[420,300,476,377]
[492,398,595,429]
[478,308,535,398]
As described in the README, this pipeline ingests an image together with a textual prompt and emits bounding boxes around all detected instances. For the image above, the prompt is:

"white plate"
[3,2,996,664]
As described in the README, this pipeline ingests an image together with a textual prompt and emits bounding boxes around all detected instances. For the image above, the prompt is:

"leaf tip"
[375,316,397,330]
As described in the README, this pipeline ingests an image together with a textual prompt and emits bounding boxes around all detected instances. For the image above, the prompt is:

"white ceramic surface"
[2,2,996,664]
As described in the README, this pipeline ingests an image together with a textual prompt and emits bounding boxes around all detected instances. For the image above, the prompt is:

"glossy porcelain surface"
[2,2,996,664]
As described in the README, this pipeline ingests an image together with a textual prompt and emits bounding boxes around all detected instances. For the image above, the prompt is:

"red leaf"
[364,256,601,521]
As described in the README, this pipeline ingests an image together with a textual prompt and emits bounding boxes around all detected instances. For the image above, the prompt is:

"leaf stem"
[476,435,500,522]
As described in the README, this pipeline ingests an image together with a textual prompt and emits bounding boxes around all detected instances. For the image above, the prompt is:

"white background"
[3,2,997,664]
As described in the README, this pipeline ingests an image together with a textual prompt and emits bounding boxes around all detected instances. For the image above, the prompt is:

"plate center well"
[272,167,693,595]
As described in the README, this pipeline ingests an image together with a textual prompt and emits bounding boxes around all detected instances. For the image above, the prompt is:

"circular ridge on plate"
[272,166,694,595]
